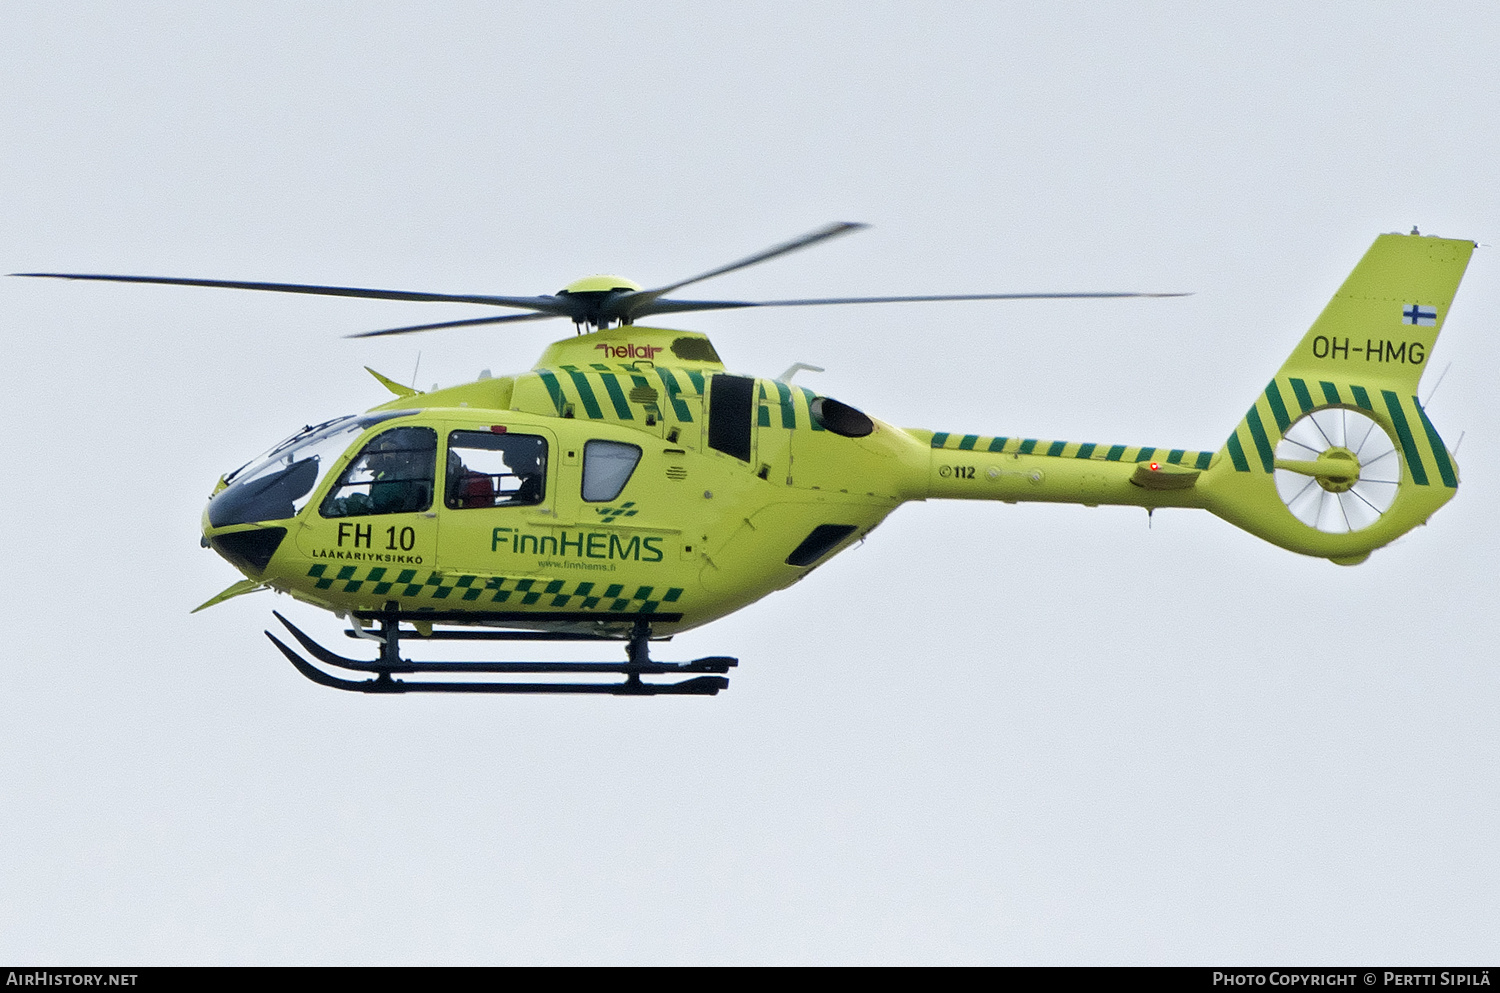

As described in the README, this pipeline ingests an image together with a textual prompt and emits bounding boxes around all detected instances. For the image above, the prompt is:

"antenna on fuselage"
[777,363,824,384]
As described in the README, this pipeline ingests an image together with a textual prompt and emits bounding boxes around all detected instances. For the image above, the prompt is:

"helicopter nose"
[203,521,288,577]
[202,500,287,577]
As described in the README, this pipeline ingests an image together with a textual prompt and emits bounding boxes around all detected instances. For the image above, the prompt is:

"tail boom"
[910,231,1474,565]
[919,430,1214,510]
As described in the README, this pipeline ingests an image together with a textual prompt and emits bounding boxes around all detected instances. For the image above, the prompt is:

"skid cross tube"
[265,610,734,695]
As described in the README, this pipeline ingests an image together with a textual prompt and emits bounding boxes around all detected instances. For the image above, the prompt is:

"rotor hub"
[558,275,643,295]
[1313,447,1359,493]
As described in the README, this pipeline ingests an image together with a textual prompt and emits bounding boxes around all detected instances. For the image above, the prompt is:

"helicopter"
[17,224,1474,695]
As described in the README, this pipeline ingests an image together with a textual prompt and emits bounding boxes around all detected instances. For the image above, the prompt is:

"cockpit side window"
[320,426,437,517]
[581,440,642,502]
[445,430,548,509]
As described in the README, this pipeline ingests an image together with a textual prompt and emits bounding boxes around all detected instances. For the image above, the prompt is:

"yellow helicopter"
[17,224,1474,695]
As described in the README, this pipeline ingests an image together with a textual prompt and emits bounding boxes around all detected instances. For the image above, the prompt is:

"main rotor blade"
[346,311,562,338]
[609,221,868,323]
[12,272,572,315]
[633,290,1191,318]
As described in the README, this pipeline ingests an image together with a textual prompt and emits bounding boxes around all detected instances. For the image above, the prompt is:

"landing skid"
[265,609,735,695]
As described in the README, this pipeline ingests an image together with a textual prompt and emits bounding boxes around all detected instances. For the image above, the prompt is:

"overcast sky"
[3,1,1498,964]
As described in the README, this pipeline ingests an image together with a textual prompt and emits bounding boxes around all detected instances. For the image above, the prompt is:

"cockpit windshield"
[207,410,416,527]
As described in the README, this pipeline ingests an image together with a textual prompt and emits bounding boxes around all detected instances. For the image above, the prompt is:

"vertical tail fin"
[1278,233,1473,392]
[1201,233,1475,563]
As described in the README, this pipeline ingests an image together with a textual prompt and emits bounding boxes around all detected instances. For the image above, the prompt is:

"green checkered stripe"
[930,432,1213,470]
[594,502,638,521]
[1222,377,1456,488]
[306,565,684,612]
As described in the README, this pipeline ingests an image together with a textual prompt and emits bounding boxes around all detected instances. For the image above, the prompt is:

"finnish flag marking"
[1403,303,1437,326]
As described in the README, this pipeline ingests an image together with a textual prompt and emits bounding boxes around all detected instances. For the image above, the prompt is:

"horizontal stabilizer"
[191,578,266,613]
[1130,462,1200,490]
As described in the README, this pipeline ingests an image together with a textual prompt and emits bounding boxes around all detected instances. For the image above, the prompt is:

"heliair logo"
[595,343,663,360]
[595,502,639,522]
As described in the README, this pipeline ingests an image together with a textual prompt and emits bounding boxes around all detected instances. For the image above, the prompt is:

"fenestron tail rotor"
[1273,407,1402,533]
[12,222,1187,336]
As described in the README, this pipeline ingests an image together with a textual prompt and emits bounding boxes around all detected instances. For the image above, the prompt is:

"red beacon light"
[1149,462,1160,470]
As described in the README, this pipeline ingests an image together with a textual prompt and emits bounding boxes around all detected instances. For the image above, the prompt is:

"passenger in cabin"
[503,447,544,505]
[447,449,495,508]
[444,432,547,509]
